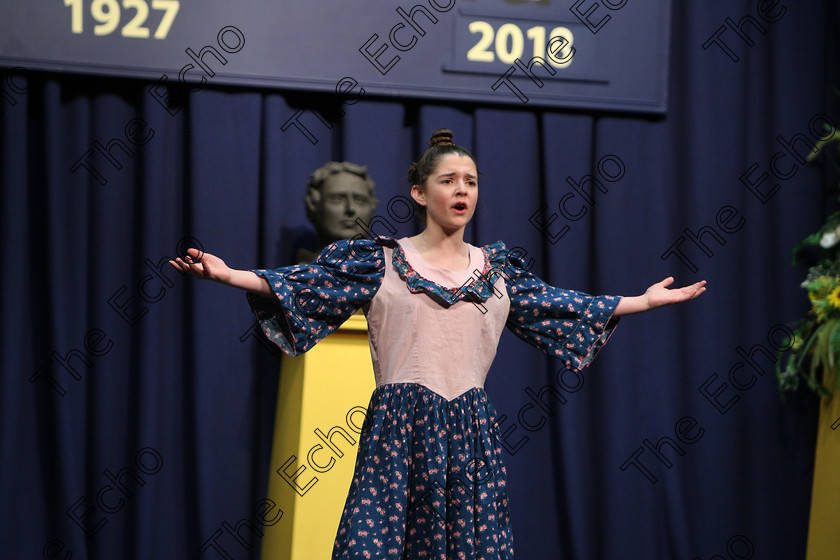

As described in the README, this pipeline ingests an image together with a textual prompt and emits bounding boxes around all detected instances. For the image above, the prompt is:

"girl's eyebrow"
[436,171,478,180]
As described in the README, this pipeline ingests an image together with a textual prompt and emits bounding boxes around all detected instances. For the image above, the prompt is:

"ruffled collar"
[372,236,508,306]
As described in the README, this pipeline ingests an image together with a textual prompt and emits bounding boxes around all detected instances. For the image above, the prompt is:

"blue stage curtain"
[1,1,836,558]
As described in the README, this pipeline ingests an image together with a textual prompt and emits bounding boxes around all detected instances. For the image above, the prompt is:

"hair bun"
[429,128,454,148]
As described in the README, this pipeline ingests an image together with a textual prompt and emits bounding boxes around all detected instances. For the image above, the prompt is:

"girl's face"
[411,153,478,233]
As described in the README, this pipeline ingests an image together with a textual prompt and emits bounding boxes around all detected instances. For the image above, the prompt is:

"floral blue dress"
[247,236,620,560]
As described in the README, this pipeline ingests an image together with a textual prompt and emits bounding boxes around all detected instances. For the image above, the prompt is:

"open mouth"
[452,201,467,213]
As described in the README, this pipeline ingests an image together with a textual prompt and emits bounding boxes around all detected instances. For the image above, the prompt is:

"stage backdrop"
[1,1,836,559]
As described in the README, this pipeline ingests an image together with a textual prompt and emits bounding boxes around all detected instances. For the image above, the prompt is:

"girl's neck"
[411,224,466,255]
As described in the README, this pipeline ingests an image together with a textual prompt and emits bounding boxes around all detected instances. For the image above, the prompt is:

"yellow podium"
[261,312,375,560]
[805,388,840,560]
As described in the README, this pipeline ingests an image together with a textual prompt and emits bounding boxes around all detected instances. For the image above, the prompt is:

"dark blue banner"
[0,0,670,112]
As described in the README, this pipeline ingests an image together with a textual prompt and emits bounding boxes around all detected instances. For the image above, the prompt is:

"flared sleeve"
[499,245,620,371]
[246,238,385,356]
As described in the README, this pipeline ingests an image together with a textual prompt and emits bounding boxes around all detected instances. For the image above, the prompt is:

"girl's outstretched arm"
[613,277,706,317]
[168,248,272,296]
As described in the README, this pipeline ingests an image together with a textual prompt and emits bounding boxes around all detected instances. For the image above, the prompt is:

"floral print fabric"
[332,384,512,560]
[247,239,385,356]
[247,236,620,559]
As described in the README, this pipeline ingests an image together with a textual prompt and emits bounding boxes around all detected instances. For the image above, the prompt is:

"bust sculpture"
[297,161,378,264]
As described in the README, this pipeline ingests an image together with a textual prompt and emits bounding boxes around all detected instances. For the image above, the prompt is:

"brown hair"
[408,129,477,220]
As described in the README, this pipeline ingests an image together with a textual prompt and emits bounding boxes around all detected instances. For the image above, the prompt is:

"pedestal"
[260,312,375,560]
[805,389,840,560]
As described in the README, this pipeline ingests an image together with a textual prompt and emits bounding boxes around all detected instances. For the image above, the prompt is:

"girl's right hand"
[169,248,232,284]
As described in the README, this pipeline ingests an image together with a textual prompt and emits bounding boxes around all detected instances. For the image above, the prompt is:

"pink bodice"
[362,238,510,401]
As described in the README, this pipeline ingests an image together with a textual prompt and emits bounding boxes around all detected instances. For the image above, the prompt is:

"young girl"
[170,129,706,559]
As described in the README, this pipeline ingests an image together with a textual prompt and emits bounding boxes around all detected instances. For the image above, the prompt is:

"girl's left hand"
[644,277,706,309]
